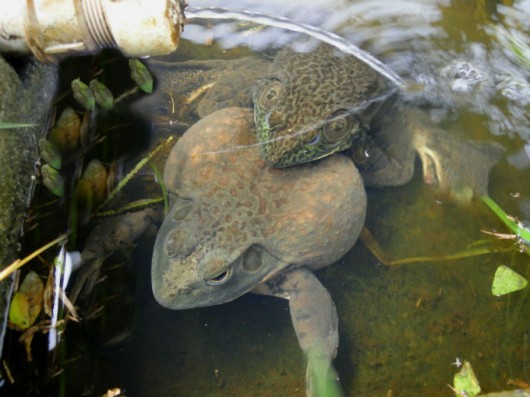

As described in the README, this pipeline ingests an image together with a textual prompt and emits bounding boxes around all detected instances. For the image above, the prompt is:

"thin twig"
[360,227,513,266]
[97,136,174,210]
[0,234,68,282]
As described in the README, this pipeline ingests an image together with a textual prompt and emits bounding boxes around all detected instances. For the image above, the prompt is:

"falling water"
[185,6,406,89]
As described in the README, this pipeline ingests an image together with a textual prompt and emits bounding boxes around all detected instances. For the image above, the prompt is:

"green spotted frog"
[140,43,504,203]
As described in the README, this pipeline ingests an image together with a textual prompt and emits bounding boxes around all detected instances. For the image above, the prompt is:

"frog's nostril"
[178,287,191,295]
[165,228,195,258]
[165,231,180,257]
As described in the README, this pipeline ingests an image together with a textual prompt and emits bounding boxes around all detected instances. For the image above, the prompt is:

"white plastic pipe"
[0,0,187,62]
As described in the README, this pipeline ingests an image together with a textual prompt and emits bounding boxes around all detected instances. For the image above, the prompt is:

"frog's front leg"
[253,267,343,397]
[71,207,164,303]
[81,207,164,264]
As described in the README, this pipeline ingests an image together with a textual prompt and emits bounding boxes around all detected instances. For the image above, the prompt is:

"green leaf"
[71,78,95,110]
[49,107,81,152]
[41,164,64,197]
[453,361,481,397]
[492,265,528,296]
[89,79,114,110]
[38,138,62,170]
[129,59,153,93]
[0,122,35,129]
[8,271,44,331]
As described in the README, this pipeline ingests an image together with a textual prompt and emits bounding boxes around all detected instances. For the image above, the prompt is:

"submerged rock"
[0,55,57,358]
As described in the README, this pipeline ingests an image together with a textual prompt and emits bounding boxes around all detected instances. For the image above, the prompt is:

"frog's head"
[152,197,283,309]
[252,45,394,168]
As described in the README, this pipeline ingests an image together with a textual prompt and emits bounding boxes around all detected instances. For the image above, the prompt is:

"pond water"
[2,0,529,396]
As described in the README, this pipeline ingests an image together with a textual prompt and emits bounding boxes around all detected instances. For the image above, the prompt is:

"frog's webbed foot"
[81,207,163,264]
[253,267,343,397]
[131,59,223,125]
[195,57,269,117]
[410,113,505,203]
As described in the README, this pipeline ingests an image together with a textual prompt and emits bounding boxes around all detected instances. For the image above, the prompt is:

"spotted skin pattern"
[253,44,394,167]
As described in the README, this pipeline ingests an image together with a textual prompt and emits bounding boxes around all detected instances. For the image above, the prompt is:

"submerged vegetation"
[0,122,35,129]
[1,55,162,395]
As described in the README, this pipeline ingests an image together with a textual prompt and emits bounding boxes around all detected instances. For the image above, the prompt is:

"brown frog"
[151,107,367,397]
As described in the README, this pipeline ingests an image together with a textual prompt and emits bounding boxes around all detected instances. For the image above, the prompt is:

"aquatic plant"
[0,122,35,129]
[481,195,530,255]
[3,54,162,384]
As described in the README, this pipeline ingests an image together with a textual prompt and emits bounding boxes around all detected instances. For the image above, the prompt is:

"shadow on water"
[2,0,529,396]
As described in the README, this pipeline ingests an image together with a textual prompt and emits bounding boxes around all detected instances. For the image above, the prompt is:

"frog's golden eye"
[322,110,358,142]
[257,78,285,109]
[205,268,231,285]
[306,133,321,146]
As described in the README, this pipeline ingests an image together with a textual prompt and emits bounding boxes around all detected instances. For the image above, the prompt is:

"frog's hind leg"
[253,267,343,397]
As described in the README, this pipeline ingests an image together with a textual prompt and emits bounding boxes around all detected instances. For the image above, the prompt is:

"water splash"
[185,6,406,89]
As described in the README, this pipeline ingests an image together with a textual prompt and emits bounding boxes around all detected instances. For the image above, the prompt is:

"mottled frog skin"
[152,107,366,396]
[252,44,393,167]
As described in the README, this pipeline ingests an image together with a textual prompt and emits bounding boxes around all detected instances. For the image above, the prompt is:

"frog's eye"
[306,133,321,146]
[257,78,285,109]
[322,110,358,142]
[205,268,231,285]
[242,246,262,272]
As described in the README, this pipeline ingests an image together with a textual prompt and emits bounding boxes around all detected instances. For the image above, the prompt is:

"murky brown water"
[2,1,529,396]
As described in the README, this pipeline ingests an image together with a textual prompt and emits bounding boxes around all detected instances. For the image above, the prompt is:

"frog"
[250,44,505,202]
[138,43,504,203]
[151,107,367,397]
